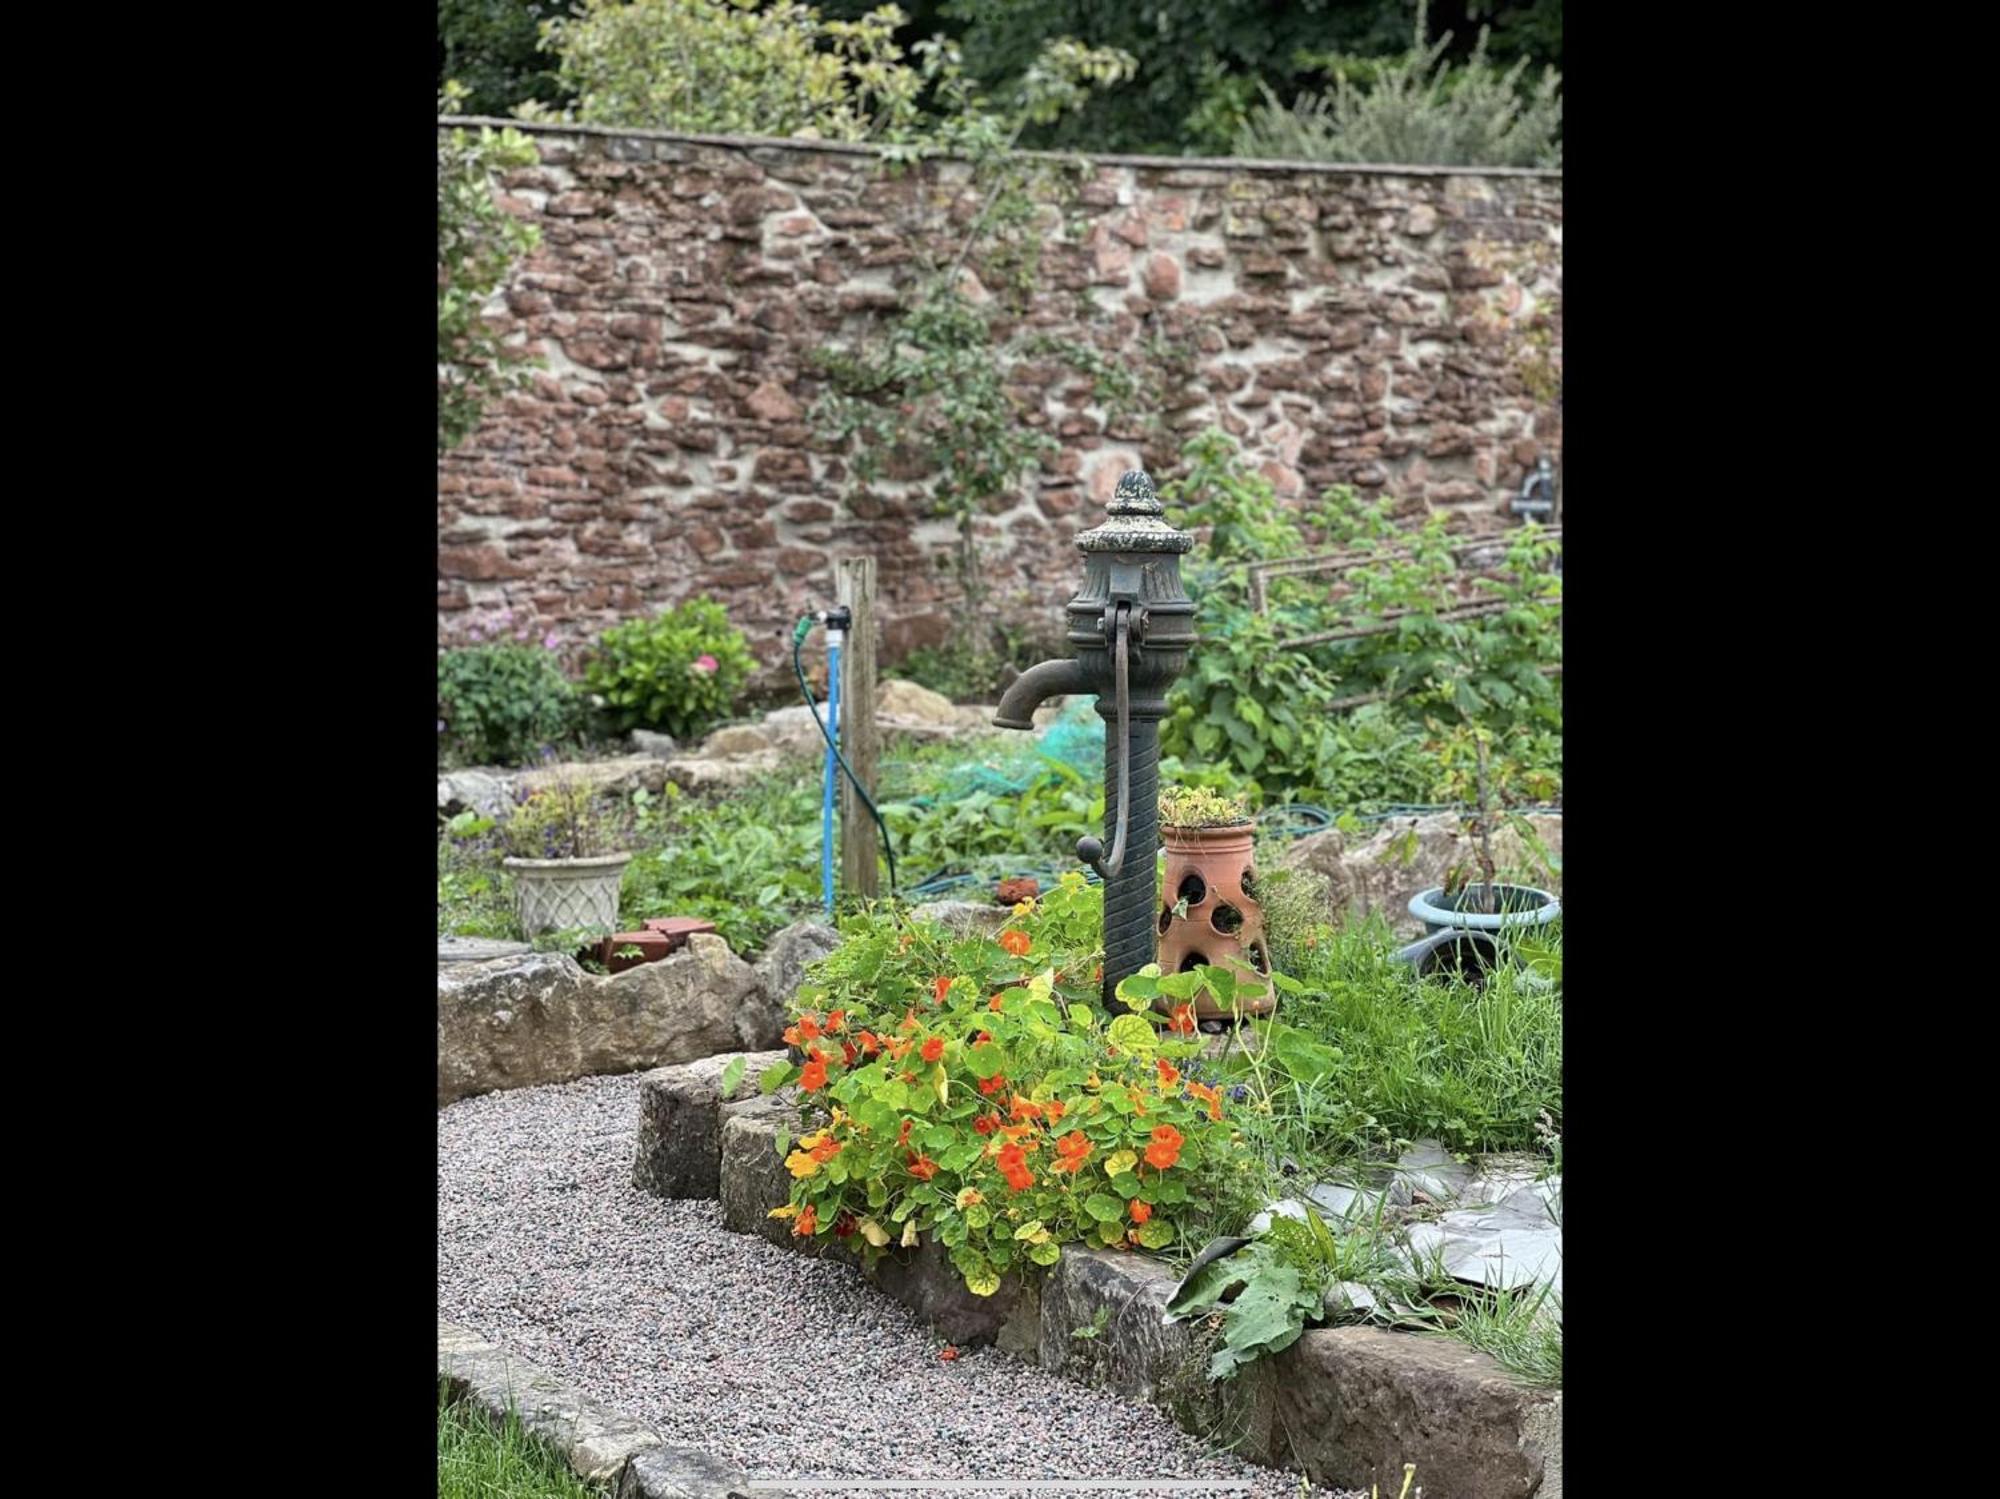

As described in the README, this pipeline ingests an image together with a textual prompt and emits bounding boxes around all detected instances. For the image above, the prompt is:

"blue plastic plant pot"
[1407,883,1560,935]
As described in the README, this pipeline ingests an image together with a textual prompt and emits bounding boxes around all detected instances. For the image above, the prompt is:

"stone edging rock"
[439,1318,751,1499]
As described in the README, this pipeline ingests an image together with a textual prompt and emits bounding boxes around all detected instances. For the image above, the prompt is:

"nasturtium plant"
[764,874,1244,1292]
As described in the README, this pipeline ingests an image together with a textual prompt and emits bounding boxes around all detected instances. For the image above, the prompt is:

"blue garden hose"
[792,613,898,902]
[822,627,840,914]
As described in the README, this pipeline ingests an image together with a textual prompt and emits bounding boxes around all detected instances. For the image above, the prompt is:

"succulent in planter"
[498,776,637,938]
[1158,786,1252,829]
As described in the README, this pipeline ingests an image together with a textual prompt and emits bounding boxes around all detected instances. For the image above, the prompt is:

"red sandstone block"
[602,930,674,973]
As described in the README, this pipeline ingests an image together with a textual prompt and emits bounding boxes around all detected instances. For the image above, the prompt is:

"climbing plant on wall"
[437,82,543,454]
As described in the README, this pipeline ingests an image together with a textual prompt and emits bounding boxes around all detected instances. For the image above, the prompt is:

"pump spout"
[993,657,1092,731]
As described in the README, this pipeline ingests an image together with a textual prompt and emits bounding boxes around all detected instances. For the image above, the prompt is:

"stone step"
[632,1050,788,1199]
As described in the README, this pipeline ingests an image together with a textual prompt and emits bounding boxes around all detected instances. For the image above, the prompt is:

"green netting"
[903,697,1103,802]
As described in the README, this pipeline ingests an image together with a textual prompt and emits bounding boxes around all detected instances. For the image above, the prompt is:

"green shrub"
[1234,3,1561,168]
[438,643,581,768]
[582,598,756,739]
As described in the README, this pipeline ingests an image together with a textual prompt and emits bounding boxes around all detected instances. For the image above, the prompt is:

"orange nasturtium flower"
[908,1153,939,1181]
[1129,1199,1153,1224]
[782,1024,802,1046]
[1051,1130,1093,1173]
[933,976,953,1004]
[1044,1098,1067,1123]
[794,1203,818,1236]
[826,1009,845,1029]
[1187,1081,1223,1121]
[977,1074,1008,1096]
[920,1036,945,1063]
[989,992,1006,1012]
[798,1014,822,1040]
[955,1187,984,1210]
[799,1052,829,1092]
[1145,1124,1185,1170]
[1167,1004,1196,1035]
[973,1114,998,1136]
[1157,1058,1180,1087]
[997,1142,1034,1191]
[1010,1095,1044,1121]
[999,929,1032,957]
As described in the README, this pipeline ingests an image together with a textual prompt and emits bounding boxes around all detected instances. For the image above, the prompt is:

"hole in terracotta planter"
[1247,941,1270,974]
[1177,873,1207,906]
[1159,905,1174,935]
[1212,903,1244,935]
[1178,951,1209,973]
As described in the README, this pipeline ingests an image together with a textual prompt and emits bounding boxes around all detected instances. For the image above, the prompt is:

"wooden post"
[835,556,880,900]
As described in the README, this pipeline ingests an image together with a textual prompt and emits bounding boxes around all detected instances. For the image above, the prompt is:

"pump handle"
[1076,604,1132,881]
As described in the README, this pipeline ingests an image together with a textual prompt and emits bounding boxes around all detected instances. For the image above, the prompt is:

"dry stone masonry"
[439,122,1561,674]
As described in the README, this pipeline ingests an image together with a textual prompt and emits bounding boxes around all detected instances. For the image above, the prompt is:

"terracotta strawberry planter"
[1156,821,1275,1020]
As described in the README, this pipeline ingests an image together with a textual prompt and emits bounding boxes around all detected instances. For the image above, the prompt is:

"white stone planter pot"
[503,853,633,938]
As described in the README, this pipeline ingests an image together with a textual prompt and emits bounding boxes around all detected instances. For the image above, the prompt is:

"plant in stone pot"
[1156,786,1275,1023]
[497,772,635,939]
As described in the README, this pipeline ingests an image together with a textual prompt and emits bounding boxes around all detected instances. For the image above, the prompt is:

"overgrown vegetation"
[438,1386,603,1499]
[1235,1,1561,167]
[1159,428,1562,802]
[437,83,541,453]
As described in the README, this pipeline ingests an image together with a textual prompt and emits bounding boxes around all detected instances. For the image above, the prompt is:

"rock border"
[439,1318,752,1499]
[698,1092,1563,1497]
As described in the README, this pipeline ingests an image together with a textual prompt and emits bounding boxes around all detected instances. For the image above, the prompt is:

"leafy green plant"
[438,642,582,768]
[765,875,1241,1292]
[1235,1,1561,168]
[581,597,756,739]
[438,83,542,453]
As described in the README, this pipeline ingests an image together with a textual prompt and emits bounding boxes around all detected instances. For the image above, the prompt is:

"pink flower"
[543,631,560,650]
[693,654,720,674]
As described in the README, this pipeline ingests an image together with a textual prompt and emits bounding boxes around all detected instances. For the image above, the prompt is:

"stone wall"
[438,120,1562,672]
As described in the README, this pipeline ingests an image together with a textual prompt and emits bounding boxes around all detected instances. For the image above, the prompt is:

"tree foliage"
[526,0,932,141]
[1236,3,1561,168]
[436,0,570,118]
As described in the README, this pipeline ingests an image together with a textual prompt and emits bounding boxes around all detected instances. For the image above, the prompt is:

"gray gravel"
[439,1073,1358,1499]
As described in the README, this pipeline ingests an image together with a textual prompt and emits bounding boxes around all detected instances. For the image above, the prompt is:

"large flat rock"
[438,934,768,1106]
[1265,1326,1562,1498]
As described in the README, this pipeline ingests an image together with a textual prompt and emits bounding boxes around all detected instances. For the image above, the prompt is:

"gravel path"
[439,1073,1358,1499]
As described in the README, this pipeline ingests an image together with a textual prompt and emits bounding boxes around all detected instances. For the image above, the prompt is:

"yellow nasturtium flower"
[785,1150,822,1179]
[768,1204,800,1219]
[955,1187,984,1210]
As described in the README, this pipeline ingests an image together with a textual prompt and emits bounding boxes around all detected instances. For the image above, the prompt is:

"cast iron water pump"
[993,471,1196,1002]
